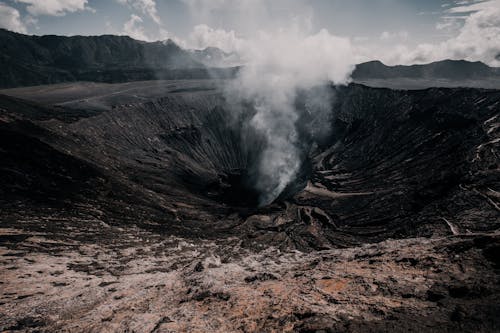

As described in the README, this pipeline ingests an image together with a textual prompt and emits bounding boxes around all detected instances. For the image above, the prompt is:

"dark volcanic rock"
[1,81,499,248]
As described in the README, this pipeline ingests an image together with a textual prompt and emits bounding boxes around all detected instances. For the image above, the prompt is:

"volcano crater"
[1,82,499,248]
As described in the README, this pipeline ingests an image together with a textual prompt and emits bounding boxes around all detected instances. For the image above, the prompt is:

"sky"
[0,0,499,66]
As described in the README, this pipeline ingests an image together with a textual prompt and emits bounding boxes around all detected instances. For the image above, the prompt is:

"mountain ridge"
[353,59,499,80]
[1,28,499,89]
[0,28,216,88]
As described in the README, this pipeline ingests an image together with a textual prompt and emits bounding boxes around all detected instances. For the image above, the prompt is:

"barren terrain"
[1,79,499,332]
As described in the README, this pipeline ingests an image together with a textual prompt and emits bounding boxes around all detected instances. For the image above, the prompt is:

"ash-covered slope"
[303,85,500,246]
[1,82,499,249]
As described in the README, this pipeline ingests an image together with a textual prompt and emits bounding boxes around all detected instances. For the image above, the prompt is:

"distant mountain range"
[0,29,235,88]
[0,29,499,89]
[352,60,499,80]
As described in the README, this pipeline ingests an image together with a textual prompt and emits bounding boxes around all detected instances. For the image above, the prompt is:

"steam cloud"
[224,28,355,205]
[182,0,356,205]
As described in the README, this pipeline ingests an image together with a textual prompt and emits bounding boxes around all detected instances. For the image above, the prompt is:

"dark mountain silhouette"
[352,59,499,80]
[0,29,236,88]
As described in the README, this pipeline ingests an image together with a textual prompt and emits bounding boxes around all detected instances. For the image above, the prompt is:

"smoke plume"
[224,28,355,205]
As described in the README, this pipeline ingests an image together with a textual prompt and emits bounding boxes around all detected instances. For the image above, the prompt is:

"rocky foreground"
[1,217,500,332]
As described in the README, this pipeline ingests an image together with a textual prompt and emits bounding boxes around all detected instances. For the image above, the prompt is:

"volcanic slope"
[0,80,499,332]
[1,81,500,248]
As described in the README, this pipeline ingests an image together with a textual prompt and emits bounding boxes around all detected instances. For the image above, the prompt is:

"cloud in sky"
[116,0,161,25]
[418,1,500,65]
[0,0,89,35]
[188,24,243,53]
[436,16,464,33]
[181,0,314,38]
[354,0,500,66]
[179,0,500,66]
[0,2,27,33]
[16,0,91,16]
[1,0,499,66]
[116,0,179,43]
[447,0,499,13]
[122,13,149,41]
[380,30,409,41]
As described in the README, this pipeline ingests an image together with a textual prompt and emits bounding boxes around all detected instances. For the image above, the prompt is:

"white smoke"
[189,24,243,53]
[225,28,355,205]
[181,0,356,204]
